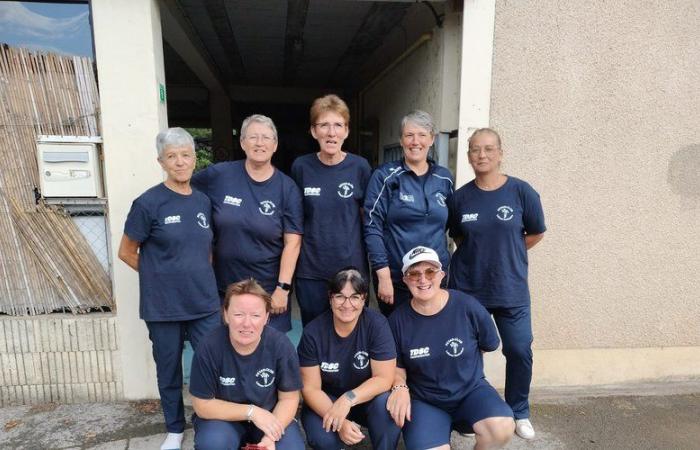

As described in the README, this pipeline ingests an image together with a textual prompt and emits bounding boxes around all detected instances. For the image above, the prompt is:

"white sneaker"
[161,432,184,450]
[515,418,536,440]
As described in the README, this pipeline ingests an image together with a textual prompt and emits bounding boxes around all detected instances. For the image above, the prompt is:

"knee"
[501,340,532,361]
[302,411,338,450]
[194,421,239,450]
[475,417,515,448]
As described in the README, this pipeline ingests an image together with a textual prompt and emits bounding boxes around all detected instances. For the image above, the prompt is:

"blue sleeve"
[290,158,302,187]
[363,168,390,271]
[369,313,397,361]
[283,178,304,235]
[468,300,500,352]
[388,313,405,369]
[191,165,212,194]
[521,182,546,235]
[297,329,319,367]
[447,191,462,240]
[189,342,218,399]
[358,158,372,201]
[276,336,303,392]
[123,199,151,243]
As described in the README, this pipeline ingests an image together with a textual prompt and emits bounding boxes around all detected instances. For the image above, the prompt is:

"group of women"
[119,94,546,450]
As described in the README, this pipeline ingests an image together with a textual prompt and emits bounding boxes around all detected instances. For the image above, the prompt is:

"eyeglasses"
[404,267,442,282]
[314,122,346,133]
[245,134,275,143]
[331,293,364,307]
[468,145,499,155]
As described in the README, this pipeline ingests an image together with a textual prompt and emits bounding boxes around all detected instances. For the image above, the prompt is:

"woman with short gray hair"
[364,110,454,316]
[118,127,220,450]
[192,114,303,333]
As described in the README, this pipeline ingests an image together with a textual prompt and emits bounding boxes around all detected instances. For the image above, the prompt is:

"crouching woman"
[189,279,305,450]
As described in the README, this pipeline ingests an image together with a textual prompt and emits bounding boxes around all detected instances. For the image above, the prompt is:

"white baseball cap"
[401,246,442,274]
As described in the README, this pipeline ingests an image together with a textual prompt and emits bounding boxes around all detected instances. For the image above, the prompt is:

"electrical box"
[36,136,103,198]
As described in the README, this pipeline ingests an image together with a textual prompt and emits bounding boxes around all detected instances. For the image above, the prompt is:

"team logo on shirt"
[304,187,321,196]
[255,368,275,387]
[337,182,354,198]
[461,213,479,223]
[445,338,464,357]
[258,200,276,216]
[164,215,181,225]
[320,362,340,373]
[352,351,369,370]
[196,212,209,228]
[409,347,430,359]
[223,195,242,206]
[435,192,447,207]
[399,192,415,203]
[496,205,514,221]
[219,376,236,386]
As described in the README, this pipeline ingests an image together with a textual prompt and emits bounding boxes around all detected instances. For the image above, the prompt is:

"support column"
[456,0,496,187]
[91,0,166,399]
[210,92,234,162]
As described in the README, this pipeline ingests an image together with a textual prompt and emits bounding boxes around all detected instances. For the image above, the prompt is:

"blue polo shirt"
[364,159,454,282]
[291,153,371,279]
[123,183,219,322]
[448,177,546,308]
[297,309,396,398]
[189,325,302,411]
[191,161,304,294]
[388,290,500,410]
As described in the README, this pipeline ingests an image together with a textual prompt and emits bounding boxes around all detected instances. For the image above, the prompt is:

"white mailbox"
[36,136,104,198]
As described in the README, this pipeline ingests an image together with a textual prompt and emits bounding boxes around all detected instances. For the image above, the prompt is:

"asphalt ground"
[1,381,698,449]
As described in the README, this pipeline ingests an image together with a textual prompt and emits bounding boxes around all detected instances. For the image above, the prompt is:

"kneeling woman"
[189,279,305,450]
[387,247,515,450]
[298,268,401,450]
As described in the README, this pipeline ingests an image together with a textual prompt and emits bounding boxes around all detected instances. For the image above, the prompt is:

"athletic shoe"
[515,418,536,440]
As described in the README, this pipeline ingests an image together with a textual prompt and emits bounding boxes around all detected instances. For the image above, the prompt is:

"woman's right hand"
[338,420,365,446]
[250,406,283,441]
[377,275,394,305]
[387,387,411,427]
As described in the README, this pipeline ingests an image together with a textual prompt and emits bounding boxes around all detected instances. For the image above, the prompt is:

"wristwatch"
[344,390,357,405]
[277,281,292,291]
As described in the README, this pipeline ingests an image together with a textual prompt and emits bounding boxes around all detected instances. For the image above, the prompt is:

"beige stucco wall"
[489,0,700,350]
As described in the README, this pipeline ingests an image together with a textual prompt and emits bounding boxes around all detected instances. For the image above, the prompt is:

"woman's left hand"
[270,288,289,315]
[257,434,276,450]
[322,396,352,432]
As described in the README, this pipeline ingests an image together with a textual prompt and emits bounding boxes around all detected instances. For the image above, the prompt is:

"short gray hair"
[156,127,195,158]
[400,110,438,136]
[240,114,278,141]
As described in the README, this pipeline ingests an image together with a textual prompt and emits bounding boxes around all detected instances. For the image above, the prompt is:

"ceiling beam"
[203,0,247,83]
[283,0,310,84]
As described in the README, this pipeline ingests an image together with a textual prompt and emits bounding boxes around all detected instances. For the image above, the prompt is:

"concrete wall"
[485,0,700,382]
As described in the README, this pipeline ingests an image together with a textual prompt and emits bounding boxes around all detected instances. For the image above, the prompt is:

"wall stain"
[668,144,700,199]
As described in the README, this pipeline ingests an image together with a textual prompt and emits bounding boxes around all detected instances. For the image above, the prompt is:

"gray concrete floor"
[1,381,699,449]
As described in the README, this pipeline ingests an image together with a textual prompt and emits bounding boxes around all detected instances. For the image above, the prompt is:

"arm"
[386,367,411,427]
[525,232,544,250]
[117,234,140,271]
[364,169,396,304]
[271,233,301,315]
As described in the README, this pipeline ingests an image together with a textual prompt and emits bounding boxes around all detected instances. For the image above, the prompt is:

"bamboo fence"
[0,44,113,315]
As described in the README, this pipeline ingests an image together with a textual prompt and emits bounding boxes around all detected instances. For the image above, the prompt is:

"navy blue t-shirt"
[123,183,219,322]
[291,153,371,279]
[388,290,500,410]
[364,159,454,282]
[189,325,302,411]
[191,161,304,294]
[297,309,396,398]
[448,177,546,308]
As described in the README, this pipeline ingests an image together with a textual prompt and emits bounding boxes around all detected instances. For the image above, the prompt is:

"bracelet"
[391,384,408,392]
[246,404,255,422]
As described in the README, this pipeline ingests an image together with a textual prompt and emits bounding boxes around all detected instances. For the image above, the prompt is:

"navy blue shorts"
[403,382,513,449]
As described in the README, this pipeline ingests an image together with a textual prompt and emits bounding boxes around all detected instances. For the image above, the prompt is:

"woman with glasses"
[364,110,453,317]
[387,246,514,450]
[190,279,305,450]
[118,128,221,450]
[447,128,546,440]
[192,115,303,332]
[291,95,372,326]
[297,268,400,450]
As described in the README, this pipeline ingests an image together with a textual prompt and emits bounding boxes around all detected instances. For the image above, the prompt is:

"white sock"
[161,432,184,450]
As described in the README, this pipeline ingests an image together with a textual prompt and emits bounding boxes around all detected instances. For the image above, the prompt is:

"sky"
[0,1,93,57]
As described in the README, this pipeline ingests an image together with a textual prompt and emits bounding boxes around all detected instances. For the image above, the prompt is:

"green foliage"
[186,128,214,171]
